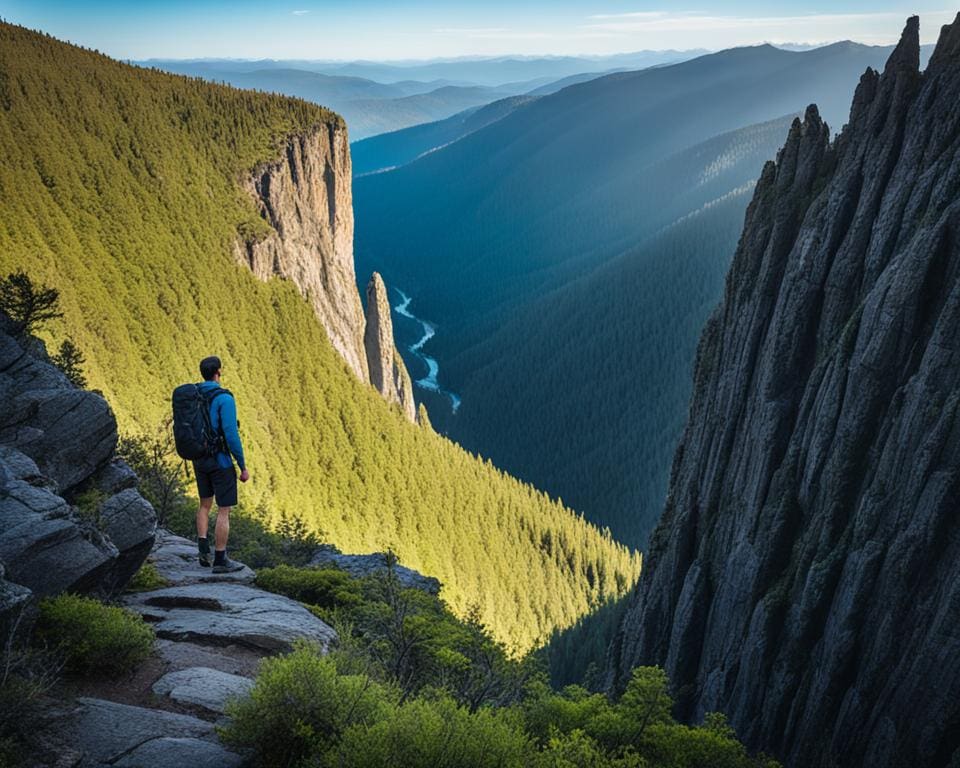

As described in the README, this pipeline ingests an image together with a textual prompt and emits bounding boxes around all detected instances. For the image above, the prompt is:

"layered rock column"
[364,272,417,422]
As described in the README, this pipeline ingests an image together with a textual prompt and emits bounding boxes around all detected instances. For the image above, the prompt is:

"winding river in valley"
[394,289,462,413]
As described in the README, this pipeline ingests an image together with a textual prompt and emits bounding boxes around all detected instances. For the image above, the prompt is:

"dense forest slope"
[444,117,795,546]
[0,22,639,652]
[355,41,926,549]
[608,16,960,767]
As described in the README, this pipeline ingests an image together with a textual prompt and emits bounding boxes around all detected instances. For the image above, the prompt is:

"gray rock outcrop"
[234,123,369,381]
[310,543,441,594]
[0,318,156,619]
[364,272,417,422]
[608,16,960,768]
[123,581,338,652]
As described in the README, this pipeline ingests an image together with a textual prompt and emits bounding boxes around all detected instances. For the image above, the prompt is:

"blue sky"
[0,1,954,60]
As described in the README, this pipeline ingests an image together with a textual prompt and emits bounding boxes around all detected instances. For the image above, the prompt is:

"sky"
[0,1,955,60]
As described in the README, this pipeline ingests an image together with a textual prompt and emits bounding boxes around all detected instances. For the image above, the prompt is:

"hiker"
[190,355,249,573]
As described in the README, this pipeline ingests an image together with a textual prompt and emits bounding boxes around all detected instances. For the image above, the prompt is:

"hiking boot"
[212,556,245,574]
[198,537,211,567]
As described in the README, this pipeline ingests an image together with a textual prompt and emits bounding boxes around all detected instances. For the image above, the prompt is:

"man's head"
[199,356,222,382]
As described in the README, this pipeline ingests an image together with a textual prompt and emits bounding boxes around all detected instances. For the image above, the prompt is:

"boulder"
[96,488,157,589]
[123,582,337,652]
[310,544,440,595]
[65,697,241,768]
[152,667,254,715]
[0,480,118,597]
[0,324,156,602]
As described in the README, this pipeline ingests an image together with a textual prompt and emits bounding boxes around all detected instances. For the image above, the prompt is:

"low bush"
[255,565,363,609]
[335,694,530,768]
[34,594,154,675]
[221,642,396,768]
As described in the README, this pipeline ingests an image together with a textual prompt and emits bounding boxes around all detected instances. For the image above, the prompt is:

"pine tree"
[51,338,87,387]
[0,270,63,336]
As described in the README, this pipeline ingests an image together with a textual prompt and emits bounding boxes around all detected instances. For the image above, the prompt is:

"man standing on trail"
[194,356,249,573]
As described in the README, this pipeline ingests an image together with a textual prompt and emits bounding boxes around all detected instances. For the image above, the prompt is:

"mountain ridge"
[607,14,960,766]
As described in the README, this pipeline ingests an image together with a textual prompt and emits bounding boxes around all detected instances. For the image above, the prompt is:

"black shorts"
[192,456,238,507]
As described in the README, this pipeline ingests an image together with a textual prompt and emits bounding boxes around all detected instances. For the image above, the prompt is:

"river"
[393,289,461,413]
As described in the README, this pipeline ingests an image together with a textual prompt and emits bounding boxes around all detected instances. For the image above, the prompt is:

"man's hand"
[240,469,250,483]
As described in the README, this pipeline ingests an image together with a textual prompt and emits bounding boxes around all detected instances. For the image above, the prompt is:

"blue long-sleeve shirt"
[197,380,245,471]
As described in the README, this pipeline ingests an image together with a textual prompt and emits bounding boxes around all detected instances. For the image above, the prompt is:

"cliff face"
[608,16,960,768]
[235,124,419,421]
[234,124,369,381]
[364,273,417,422]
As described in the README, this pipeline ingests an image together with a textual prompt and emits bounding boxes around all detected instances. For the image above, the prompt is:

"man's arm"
[218,394,246,473]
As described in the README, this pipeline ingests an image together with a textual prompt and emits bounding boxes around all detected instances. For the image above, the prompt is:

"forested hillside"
[0,22,639,652]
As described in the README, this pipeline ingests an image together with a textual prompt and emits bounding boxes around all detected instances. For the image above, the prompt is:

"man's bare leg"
[197,497,213,539]
[214,505,231,552]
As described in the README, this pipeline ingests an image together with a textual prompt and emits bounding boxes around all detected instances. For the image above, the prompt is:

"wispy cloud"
[291,9,310,16]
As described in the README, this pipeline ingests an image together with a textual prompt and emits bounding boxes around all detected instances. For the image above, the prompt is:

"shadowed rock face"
[607,15,960,768]
[364,272,417,422]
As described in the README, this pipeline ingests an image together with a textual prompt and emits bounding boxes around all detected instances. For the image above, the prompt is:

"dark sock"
[214,549,226,566]
[198,536,209,553]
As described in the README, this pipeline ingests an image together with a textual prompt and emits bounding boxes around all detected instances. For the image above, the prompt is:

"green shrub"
[334,695,530,768]
[125,561,169,592]
[34,594,154,675]
[221,642,396,768]
[255,565,362,609]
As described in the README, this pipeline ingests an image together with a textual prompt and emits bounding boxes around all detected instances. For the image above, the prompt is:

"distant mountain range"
[136,50,708,138]
[353,40,934,548]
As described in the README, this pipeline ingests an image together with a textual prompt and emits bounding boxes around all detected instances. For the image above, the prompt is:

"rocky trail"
[36,532,340,768]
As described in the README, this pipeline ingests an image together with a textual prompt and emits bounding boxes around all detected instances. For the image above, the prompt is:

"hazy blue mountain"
[354,41,928,548]
[341,83,524,138]
[352,96,538,176]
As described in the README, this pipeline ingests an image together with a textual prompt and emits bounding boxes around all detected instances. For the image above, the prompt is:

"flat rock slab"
[149,531,255,585]
[67,697,241,768]
[155,639,261,678]
[123,582,337,652]
[113,736,243,768]
[153,667,254,714]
